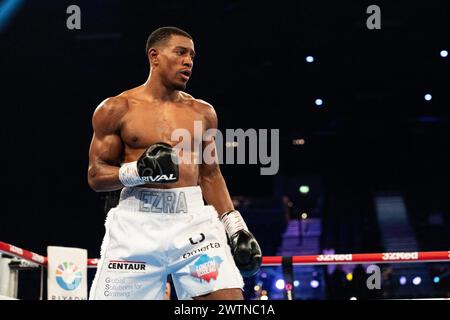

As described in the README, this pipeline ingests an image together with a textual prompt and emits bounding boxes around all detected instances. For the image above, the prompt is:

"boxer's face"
[157,35,195,91]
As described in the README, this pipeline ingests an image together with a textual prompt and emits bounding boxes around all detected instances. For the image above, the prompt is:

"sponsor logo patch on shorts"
[189,254,223,282]
[183,242,221,259]
[107,260,146,272]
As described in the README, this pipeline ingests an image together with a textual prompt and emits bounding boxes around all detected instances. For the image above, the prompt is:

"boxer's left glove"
[118,142,179,186]
[220,210,262,277]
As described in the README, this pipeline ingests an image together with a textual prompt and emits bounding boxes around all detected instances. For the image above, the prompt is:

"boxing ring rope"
[1,241,450,268]
[0,242,47,267]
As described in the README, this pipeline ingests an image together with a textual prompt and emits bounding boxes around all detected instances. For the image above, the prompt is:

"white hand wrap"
[118,161,145,187]
[220,210,249,237]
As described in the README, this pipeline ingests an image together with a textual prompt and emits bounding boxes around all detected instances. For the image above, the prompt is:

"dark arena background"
[0,0,449,302]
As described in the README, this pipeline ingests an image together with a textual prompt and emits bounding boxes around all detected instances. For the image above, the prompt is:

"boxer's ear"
[148,48,159,66]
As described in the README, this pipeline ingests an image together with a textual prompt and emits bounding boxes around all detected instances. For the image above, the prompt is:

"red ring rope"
[2,241,449,268]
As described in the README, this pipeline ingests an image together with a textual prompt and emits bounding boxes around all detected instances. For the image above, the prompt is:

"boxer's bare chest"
[120,98,205,150]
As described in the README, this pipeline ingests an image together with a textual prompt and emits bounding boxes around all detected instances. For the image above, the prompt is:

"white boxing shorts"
[89,186,244,300]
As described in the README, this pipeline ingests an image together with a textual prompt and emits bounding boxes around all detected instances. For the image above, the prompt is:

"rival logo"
[142,174,177,183]
[108,260,146,271]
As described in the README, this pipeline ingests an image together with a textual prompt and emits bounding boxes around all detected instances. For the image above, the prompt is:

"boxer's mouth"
[179,69,191,80]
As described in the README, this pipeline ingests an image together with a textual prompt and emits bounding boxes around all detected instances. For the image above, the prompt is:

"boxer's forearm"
[88,163,124,192]
[199,166,234,216]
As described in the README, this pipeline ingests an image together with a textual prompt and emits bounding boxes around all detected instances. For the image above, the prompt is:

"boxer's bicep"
[89,132,123,169]
[197,100,234,213]
[199,136,220,178]
[199,101,220,178]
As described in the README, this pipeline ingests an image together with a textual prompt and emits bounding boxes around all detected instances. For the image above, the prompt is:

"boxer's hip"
[104,185,216,260]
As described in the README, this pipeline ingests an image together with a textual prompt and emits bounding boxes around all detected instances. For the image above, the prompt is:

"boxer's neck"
[143,71,180,102]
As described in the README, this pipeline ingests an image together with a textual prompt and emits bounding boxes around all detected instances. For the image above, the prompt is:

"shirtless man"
[87,26,262,300]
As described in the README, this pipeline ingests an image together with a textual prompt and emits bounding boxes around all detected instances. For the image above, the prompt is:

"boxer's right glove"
[118,142,179,186]
[220,210,262,277]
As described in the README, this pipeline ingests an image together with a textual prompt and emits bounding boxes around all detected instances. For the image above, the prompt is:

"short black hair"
[145,26,192,55]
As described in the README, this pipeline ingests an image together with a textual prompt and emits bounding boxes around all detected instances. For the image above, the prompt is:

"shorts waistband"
[118,186,204,213]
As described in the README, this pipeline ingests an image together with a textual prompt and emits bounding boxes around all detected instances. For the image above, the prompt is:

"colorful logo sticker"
[189,254,223,282]
[55,262,83,291]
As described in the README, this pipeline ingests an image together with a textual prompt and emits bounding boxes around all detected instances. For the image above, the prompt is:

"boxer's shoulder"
[92,95,129,134]
[180,91,212,108]
[94,95,129,117]
[195,99,217,128]
[180,92,217,126]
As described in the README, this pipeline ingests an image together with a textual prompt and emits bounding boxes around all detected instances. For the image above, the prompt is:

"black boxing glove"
[118,142,179,186]
[220,210,262,277]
